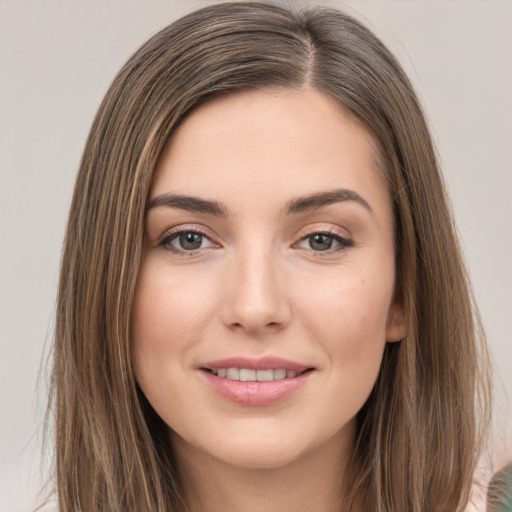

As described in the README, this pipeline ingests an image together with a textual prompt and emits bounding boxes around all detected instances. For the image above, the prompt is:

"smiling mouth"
[202,367,314,382]
[199,358,315,405]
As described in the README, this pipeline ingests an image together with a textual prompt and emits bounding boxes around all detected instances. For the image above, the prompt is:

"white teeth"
[213,367,300,381]
[239,369,256,381]
[256,369,274,381]
[226,368,240,380]
[273,369,287,380]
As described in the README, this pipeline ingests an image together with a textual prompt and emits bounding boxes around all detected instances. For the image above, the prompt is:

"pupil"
[309,234,332,251]
[179,232,202,250]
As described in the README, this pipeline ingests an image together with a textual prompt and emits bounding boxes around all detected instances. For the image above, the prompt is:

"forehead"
[151,88,388,215]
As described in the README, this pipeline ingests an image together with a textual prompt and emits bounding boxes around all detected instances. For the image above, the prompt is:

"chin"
[209,440,308,470]
[187,421,336,471]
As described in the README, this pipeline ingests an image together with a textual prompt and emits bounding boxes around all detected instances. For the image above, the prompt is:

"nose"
[221,244,291,335]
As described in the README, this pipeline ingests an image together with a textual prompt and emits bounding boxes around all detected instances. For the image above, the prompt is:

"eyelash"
[295,228,354,255]
[158,226,353,256]
[158,226,216,257]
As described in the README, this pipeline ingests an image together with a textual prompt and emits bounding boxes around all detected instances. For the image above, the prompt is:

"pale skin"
[132,88,407,512]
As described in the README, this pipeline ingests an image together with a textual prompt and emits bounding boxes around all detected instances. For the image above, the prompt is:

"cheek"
[310,270,392,326]
[308,273,393,425]
[131,259,223,428]
[301,265,394,373]
[131,259,215,378]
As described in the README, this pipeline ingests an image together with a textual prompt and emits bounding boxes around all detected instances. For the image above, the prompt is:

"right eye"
[160,229,217,254]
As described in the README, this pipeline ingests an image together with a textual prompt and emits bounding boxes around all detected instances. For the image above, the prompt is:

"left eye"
[297,233,352,252]
[162,231,215,252]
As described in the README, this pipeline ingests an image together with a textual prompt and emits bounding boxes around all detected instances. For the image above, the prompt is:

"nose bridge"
[223,238,289,333]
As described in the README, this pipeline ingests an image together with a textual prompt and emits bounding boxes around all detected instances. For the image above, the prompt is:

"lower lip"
[200,370,313,406]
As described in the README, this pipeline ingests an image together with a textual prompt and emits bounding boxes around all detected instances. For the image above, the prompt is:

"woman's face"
[132,88,405,470]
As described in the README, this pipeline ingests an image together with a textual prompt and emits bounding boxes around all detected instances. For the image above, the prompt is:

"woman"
[48,2,492,511]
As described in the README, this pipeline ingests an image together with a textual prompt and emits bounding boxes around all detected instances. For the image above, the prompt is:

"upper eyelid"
[295,231,352,247]
[297,224,351,240]
[158,224,216,244]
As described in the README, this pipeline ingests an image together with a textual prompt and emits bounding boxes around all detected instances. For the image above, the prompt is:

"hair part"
[49,2,492,511]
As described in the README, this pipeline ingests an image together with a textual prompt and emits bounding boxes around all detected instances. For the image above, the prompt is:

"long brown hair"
[48,2,492,510]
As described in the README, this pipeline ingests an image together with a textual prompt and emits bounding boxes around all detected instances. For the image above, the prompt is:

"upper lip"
[199,356,312,373]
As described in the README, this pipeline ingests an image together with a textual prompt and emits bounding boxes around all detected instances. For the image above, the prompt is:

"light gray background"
[1,1,511,510]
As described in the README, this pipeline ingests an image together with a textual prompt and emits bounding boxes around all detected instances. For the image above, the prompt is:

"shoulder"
[467,462,512,512]
[466,465,494,512]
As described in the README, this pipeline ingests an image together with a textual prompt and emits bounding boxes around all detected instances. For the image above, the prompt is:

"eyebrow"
[148,193,228,217]
[284,189,373,215]
[147,188,372,217]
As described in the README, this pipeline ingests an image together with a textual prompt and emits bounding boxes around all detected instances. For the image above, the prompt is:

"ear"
[385,298,407,343]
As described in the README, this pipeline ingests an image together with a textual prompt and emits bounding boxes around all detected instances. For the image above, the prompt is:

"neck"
[172,428,362,512]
